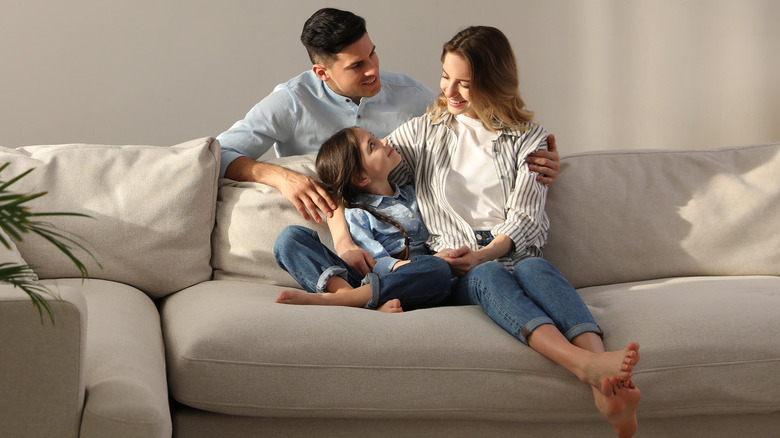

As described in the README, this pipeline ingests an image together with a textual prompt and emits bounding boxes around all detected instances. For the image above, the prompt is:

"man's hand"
[526,133,560,184]
[275,168,337,223]
[226,157,337,223]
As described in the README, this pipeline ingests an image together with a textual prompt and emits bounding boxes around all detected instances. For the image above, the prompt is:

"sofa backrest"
[211,155,331,288]
[544,142,780,288]
[213,143,780,290]
[0,137,219,299]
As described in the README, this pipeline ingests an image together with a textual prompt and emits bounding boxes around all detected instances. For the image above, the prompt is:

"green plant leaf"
[0,163,98,324]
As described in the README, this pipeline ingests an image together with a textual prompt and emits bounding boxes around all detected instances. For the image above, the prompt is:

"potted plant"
[0,163,97,323]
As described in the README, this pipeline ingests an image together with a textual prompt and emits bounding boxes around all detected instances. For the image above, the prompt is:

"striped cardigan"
[387,113,549,270]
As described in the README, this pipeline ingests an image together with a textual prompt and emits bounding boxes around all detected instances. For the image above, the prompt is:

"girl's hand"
[338,244,376,276]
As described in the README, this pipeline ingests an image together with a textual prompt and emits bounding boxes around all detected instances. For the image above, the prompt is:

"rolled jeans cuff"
[563,322,603,342]
[316,266,348,294]
[361,273,381,309]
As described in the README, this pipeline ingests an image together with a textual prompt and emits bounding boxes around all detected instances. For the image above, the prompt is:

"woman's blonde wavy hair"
[428,26,534,132]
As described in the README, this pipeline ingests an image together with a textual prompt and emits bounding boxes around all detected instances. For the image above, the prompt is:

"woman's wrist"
[477,234,515,263]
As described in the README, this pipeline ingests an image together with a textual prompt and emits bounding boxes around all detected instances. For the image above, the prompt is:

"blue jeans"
[448,258,601,345]
[274,225,452,310]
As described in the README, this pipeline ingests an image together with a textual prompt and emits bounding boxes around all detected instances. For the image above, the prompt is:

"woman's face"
[440,52,477,119]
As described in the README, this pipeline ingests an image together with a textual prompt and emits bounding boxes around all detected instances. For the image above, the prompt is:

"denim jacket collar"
[353,183,401,208]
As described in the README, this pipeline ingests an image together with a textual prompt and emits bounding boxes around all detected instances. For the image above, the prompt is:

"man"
[217,8,560,273]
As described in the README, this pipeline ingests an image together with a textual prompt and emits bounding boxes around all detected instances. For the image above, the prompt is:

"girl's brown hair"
[316,127,410,259]
[429,26,534,132]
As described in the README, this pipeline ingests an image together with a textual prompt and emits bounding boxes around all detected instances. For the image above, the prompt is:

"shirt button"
[357,115,361,119]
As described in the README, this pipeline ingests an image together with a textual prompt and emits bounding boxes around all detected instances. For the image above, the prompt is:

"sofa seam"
[174,354,574,377]
[633,357,780,375]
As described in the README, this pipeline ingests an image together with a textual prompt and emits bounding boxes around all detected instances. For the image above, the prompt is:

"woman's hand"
[440,246,483,276]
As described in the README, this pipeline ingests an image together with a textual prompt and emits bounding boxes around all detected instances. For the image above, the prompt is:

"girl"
[333,26,643,437]
[273,127,453,313]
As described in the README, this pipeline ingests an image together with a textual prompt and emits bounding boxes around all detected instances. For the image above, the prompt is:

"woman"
[377,26,641,437]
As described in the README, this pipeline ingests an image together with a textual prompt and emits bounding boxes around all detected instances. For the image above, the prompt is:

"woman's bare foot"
[593,379,641,438]
[581,342,640,395]
[377,299,403,313]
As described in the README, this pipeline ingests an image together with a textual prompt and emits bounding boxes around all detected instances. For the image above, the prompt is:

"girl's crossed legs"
[274,225,452,312]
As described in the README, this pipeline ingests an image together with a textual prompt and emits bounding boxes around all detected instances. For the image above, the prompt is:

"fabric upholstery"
[172,409,780,438]
[71,278,171,438]
[212,155,330,287]
[162,276,780,422]
[0,227,37,280]
[0,281,86,437]
[0,138,220,299]
[544,142,780,288]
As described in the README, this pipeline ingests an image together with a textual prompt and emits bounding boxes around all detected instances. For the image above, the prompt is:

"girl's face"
[440,52,477,119]
[355,128,401,185]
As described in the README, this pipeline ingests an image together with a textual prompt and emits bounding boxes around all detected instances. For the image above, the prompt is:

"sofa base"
[173,408,780,438]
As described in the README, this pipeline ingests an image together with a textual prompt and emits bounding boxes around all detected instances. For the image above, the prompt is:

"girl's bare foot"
[581,342,640,395]
[593,379,641,438]
[276,289,403,313]
[276,289,319,305]
[377,299,403,313]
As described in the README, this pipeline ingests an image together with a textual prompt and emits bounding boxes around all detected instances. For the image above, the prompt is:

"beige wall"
[1,0,778,155]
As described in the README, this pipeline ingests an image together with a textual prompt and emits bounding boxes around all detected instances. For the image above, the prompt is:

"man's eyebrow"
[346,46,376,69]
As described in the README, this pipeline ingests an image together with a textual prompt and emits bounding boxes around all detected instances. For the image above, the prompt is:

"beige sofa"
[1,137,778,437]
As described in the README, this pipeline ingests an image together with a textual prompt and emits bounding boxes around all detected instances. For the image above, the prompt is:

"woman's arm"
[492,126,550,255]
[441,234,515,276]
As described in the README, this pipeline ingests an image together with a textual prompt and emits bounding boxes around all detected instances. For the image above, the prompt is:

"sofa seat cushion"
[0,137,220,299]
[577,275,780,418]
[162,276,780,422]
[54,278,172,438]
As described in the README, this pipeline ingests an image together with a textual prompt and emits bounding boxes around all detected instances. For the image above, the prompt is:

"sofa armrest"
[0,281,87,438]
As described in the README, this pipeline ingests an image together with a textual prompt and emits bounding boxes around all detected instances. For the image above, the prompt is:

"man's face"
[314,33,381,103]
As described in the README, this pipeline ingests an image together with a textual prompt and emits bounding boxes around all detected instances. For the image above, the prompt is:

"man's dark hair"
[301,8,367,65]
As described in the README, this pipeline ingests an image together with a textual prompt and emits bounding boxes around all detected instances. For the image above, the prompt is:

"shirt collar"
[429,113,535,138]
[353,182,401,208]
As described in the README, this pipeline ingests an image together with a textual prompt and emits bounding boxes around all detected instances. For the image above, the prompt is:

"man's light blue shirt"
[345,184,430,275]
[217,70,437,177]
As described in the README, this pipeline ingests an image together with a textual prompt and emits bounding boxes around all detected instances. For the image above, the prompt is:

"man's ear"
[312,64,330,82]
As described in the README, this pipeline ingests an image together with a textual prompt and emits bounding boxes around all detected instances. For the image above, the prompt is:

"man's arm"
[226,156,337,223]
[526,133,560,184]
